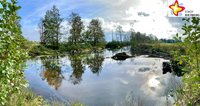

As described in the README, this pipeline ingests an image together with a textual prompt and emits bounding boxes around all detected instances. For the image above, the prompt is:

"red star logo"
[169,0,185,16]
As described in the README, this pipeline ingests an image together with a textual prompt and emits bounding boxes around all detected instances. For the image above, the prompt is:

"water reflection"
[40,56,64,90]
[85,52,104,75]
[25,50,182,106]
[68,54,85,85]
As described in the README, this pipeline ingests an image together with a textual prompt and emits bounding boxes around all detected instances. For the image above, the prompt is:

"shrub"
[0,0,28,105]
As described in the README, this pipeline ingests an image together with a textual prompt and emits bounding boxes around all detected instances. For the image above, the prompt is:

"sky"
[17,0,184,41]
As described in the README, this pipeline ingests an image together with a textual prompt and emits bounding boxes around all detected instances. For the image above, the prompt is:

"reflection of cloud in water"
[116,78,129,85]
[25,54,181,106]
[121,57,178,105]
[148,75,160,88]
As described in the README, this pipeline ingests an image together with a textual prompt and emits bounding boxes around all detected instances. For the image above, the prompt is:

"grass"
[29,44,58,57]
[7,89,47,106]
[7,88,84,106]
[106,41,130,50]
[27,42,105,57]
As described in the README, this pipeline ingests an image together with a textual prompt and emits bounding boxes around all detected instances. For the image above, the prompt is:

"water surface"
[24,50,181,106]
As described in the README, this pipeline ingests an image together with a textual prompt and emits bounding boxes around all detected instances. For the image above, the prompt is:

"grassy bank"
[106,41,130,50]
[8,88,84,106]
[131,43,184,59]
[27,41,105,57]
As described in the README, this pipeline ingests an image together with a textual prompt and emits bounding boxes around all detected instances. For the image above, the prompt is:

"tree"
[0,0,28,105]
[38,18,45,44]
[39,5,63,49]
[68,12,84,44]
[174,17,200,106]
[116,25,124,44]
[87,19,105,46]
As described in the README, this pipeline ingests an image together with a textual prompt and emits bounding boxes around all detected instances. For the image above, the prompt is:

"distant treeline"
[160,38,180,43]
[37,5,180,51]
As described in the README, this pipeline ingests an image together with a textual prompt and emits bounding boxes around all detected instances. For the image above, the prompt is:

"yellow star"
[169,0,185,16]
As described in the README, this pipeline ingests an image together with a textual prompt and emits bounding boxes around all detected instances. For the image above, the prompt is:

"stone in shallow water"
[111,52,133,60]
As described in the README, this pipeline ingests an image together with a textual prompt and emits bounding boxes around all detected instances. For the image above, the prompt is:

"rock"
[111,52,133,60]
[162,62,172,74]
[162,61,184,76]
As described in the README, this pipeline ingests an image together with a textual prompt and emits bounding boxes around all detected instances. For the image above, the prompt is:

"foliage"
[84,19,105,46]
[39,5,63,50]
[29,44,58,57]
[160,38,180,43]
[173,17,200,106]
[0,0,28,105]
[7,89,46,106]
[130,32,158,47]
[106,41,130,50]
[68,12,84,44]
[59,42,92,52]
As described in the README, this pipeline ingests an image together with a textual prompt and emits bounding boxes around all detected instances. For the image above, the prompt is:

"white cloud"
[20,0,183,41]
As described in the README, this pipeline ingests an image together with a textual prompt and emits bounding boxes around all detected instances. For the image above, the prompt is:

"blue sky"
[18,0,183,41]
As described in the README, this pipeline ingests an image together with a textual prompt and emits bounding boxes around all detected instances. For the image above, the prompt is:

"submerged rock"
[138,67,151,72]
[112,52,133,60]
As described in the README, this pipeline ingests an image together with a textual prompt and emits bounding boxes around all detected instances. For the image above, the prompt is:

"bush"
[0,1,28,105]
[29,45,57,56]
[106,41,130,50]
[173,18,200,105]
[59,42,92,52]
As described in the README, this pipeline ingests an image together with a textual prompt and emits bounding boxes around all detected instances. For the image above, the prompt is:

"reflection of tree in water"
[68,54,85,85]
[40,56,64,90]
[86,52,104,75]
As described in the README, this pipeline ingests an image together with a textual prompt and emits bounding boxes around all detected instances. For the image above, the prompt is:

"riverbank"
[27,41,181,59]
[131,43,184,60]
[7,88,83,106]
[27,41,105,57]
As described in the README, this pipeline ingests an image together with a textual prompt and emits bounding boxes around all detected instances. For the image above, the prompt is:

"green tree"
[68,12,84,44]
[87,19,105,46]
[39,5,63,49]
[174,17,200,106]
[0,0,28,105]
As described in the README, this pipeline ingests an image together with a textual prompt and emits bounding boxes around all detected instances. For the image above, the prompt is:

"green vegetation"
[0,1,83,105]
[37,10,106,53]
[130,31,158,47]
[0,0,28,105]
[29,44,59,57]
[1,0,199,105]
[173,17,200,106]
[7,89,47,106]
[129,31,177,58]
[106,41,130,50]
[130,43,181,58]
[39,5,63,50]
[84,19,105,46]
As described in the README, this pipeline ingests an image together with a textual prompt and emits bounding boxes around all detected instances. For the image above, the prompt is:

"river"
[24,49,181,106]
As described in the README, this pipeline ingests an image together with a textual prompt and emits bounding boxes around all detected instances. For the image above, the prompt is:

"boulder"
[162,61,184,76]
[112,52,133,60]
